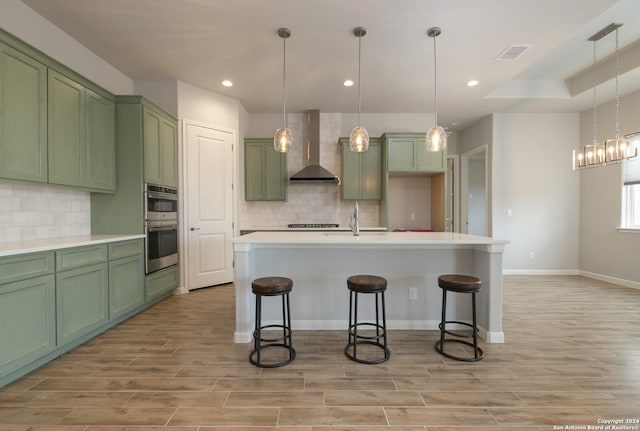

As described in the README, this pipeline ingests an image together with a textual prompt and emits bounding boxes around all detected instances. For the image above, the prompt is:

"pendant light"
[274,28,292,153]
[604,26,637,164]
[426,26,447,152]
[573,23,637,169]
[349,26,369,152]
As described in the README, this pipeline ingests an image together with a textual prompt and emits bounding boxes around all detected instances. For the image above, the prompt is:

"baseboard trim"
[503,269,580,275]
[579,271,640,290]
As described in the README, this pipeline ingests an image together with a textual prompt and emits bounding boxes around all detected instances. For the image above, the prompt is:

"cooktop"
[287,223,339,228]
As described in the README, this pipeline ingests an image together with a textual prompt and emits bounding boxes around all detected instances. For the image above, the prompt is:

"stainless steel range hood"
[289,110,340,184]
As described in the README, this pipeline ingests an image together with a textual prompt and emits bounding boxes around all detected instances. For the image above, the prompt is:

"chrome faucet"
[350,201,360,236]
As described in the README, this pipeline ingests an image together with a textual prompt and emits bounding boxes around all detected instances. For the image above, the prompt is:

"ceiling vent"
[496,44,532,60]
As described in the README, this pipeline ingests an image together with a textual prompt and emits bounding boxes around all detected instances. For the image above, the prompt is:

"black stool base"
[435,339,484,362]
[249,345,296,368]
[344,322,390,364]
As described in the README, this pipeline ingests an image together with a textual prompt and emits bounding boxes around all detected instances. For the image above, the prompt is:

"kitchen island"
[232,231,508,344]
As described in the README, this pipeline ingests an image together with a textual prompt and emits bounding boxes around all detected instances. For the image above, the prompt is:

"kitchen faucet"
[350,201,360,236]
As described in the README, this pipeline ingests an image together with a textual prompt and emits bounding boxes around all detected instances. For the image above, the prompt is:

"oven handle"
[147,225,177,233]
[146,191,178,201]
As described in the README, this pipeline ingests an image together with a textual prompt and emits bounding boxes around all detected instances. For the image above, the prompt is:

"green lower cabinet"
[0,274,56,377]
[109,254,145,319]
[56,262,108,346]
[146,265,178,303]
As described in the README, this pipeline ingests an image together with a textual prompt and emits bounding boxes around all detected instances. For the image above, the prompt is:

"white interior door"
[185,122,234,289]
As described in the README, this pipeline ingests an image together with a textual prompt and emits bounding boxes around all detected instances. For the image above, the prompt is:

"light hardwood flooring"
[0,275,639,430]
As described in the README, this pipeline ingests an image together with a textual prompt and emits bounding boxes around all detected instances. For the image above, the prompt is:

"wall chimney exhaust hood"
[289,110,340,184]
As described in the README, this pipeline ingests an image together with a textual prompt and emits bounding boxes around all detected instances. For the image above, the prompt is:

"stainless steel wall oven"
[144,183,178,274]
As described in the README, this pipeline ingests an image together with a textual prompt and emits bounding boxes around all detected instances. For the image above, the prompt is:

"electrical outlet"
[410,213,416,221]
[409,287,417,301]
[529,251,535,259]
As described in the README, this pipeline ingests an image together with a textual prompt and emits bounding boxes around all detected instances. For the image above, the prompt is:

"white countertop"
[241,226,387,232]
[233,231,508,248]
[0,234,145,257]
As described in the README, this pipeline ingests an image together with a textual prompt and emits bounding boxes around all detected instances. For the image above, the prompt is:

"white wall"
[492,113,580,273]
[578,89,640,285]
[1,0,133,95]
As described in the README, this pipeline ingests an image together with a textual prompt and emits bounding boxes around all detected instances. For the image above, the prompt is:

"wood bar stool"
[434,274,484,362]
[249,276,296,368]
[344,275,390,364]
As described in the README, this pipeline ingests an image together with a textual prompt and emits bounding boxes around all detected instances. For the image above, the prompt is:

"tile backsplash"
[239,112,381,228]
[0,183,90,243]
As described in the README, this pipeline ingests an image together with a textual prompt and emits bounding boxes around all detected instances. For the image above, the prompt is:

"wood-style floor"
[0,275,639,430]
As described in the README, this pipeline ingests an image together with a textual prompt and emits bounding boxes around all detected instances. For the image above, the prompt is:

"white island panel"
[233,231,507,344]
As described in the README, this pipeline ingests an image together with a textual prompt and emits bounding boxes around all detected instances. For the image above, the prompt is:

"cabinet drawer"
[108,239,144,260]
[0,252,55,285]
[56,245,107,272]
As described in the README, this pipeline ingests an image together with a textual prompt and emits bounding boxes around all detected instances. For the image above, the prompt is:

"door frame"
[460,145,489,236]
[178,119,237,293]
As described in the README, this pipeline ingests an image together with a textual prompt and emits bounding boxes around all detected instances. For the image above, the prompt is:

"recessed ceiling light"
[222,80,233,87]
[467,80,479,87]
[344,80,354,87]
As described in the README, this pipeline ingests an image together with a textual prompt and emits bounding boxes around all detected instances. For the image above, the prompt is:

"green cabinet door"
[48,69,86,187]
[108,239,144,319]
[416,138,446,171]
[85,89,115,190]
[0,274,56,377]
[244,138,286,201]
[56,262,108,346]
[340,138,382,200]
[0,41,47,183]
[109,254,144,319]
[143,106,162,185]
[160,117,178,187]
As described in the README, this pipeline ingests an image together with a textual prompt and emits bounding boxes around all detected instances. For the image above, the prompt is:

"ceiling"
[20,0,640,130]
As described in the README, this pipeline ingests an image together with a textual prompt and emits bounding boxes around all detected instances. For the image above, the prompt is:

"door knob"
[190,227,200,231]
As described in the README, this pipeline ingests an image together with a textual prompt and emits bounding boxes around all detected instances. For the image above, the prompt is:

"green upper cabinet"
[0,41,47,183]
[0,29,115,192]
[384,133,446,172]
[244,138,287,201]
[48,69,85,187]
[85,89,116,190]
[339,137,382,200]
[48,70,115,191]
[143,105,177,187]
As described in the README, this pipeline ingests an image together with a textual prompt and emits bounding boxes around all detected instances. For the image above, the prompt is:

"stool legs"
[345,290,390,364]
[249,292,296,368]
[435,289,484,362]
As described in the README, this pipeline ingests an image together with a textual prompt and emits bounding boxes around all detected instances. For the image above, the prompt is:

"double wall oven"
[144,183,178,274]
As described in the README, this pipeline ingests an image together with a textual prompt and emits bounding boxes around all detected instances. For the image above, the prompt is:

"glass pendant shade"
[274,127,292,153]
[426,125,447,152]
[349,126,369,152]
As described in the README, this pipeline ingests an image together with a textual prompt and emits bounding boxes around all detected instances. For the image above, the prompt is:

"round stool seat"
[347,275,387,293]
[438,274,481,293]
[252,276,293,295]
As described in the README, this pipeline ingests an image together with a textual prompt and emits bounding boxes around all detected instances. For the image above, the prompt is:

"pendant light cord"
[615,28,620,139]
[433,35,438,126]
[282,34,287,129]
[592,39,598,144]
[357,33,362,127]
